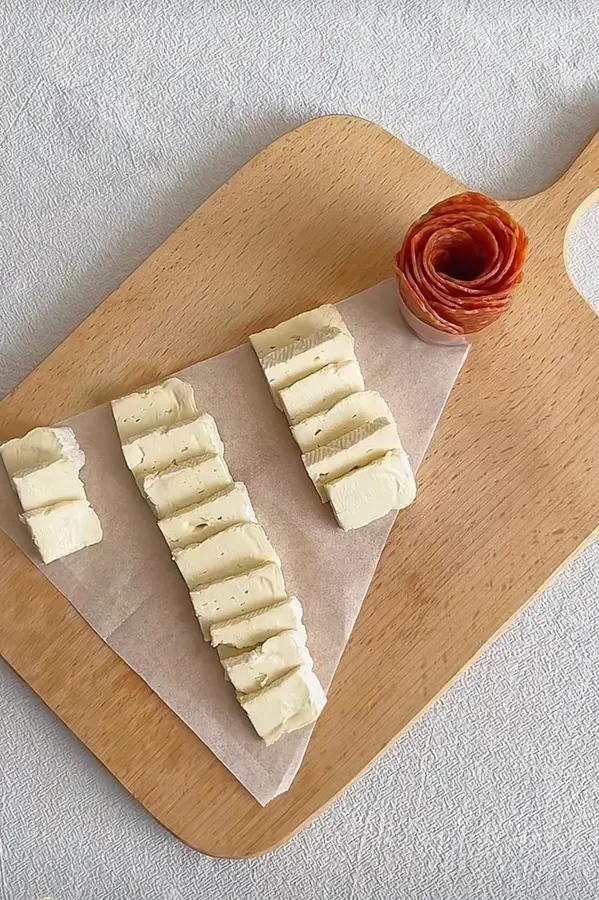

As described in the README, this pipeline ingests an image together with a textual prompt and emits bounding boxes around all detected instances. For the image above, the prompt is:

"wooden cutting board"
[2,116,599,858]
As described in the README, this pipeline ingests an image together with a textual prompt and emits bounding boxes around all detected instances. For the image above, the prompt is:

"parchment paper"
[0,281,468,805]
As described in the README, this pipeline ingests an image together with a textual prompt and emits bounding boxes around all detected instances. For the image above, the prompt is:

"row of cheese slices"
[0,427,102,563]
[111,377,326,745]
[250,305,417,529]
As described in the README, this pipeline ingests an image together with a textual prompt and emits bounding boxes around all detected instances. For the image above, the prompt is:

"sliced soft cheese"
[190,560,286,637]
[250,305,352,358]
[325,449,417,530]
[302,416,401,500]
[291,390,392,452]
[20,500,102,564]
[209,595,303,649]
[173,522,280,588]
[259,326,354,396]
[238,665,326,745]
[12,458,86,512]
[278,360,365,426]
[111,377,197,442]
[157,482,256,549]
[121,414,223,477]
[142,453,232,518]
[221,629,311,693]
[0,426,84,478]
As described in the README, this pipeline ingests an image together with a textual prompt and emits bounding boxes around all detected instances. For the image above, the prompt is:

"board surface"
[2,116,599,858]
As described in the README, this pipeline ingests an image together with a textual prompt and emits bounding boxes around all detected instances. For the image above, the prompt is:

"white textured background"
[2,1,599,897]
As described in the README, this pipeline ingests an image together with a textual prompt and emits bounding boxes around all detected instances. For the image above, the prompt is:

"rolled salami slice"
[395,192,528,336]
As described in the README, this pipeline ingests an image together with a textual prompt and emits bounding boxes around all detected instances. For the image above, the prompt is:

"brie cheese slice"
[209,595,303,649]
[325,449,417,530]
[157,482,256,549]
[142,453,232,518]
[291,389,392,452]
[221,629,311,693]
[190,560,286,637]
[173,522,280,588]
[250,305,352,358]
[111,377,197,442]
[278,359,364,425]
[302,416,401,500]
[259,326,354,395]
[21,500,102,564]
[1,426,84,478]
[11,458,86,513]
[238,665,326,745]
[121,414,223,477]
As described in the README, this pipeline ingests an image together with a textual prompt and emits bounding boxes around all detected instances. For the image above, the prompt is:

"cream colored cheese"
[11,458,86,513]
[121,414,223,477]
[250,305,352,358]
[238,665,326,745]
[259,326,354,395]
[190,560,286,637]
[209,595,303,649]
[157,482,256,549]
[111,377,197,442]
[142,453,232,518]
[278,359,364,426]
[21,500,102,564]
[291,389,392,452]
[302,416,401,500]
[0,426,84,478]
[221,629,311,693]
[173,522,280,588]
[325,449,417,530]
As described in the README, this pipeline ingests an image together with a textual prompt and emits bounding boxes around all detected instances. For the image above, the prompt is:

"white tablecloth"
[2,2,599,897]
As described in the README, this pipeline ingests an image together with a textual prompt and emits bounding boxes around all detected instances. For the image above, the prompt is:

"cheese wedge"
[278,360,365,426]
[190,560,286,637]
[238,665,326,745]
[142,453,232,518]
[121,414,223,477]
[111,377,197,442]
[209,596,303,649]
[221,630,311,693]
[302,416,401,500]
[12,458,86,513]
[157,482,256,549]
[21,500,102,564]
[173,522,280,588]
[291,390,392,452]
[250,305,352,358]
[259,326,354,395]
[0,426,84,478]
[325,449,417,530]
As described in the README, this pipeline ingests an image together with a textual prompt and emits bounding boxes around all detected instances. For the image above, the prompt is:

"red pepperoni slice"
[395,192,528,336]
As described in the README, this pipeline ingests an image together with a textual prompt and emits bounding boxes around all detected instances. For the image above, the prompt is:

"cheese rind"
[291,390,393,452]
[11,458,86,512]
[157,482,256,549]
[302,417,401,500]
[238,665,326,745]
[221,630,311,693]
[173,523,280,588]
[250,305,352,358]
[209,596,303,649]
[260,326,355,394]
[121,414,223,476]
[21,500,102,564]
[111,378,197,442]
[278,360,365,426]
[142,453,232,518]
[325,449,417,530]
[0,426,84,478]
[190,561,286,637]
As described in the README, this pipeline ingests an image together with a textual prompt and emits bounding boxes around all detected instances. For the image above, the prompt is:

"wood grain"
[2,116,599,858]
